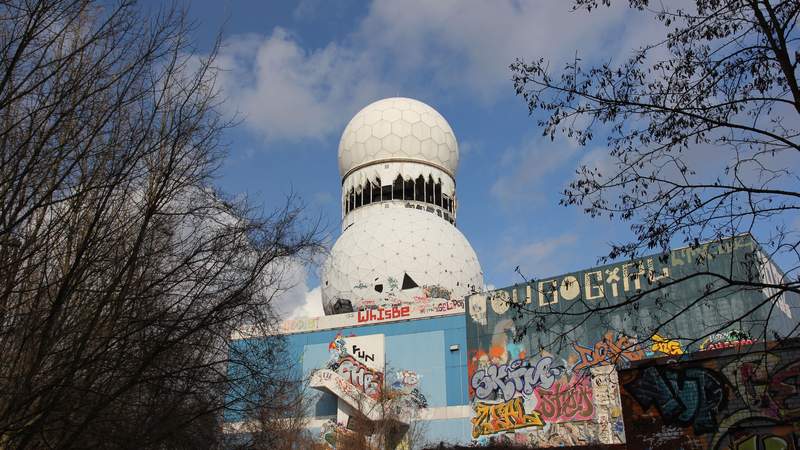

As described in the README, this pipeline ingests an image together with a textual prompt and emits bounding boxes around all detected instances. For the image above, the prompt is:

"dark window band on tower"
[343,175,455,220]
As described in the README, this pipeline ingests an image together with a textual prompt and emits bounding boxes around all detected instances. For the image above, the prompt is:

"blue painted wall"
[229,313,473,445]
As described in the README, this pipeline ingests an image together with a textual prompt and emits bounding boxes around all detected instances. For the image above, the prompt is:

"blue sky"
[179,0,696,317]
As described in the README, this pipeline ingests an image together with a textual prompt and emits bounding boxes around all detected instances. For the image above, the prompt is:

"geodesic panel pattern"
[338,97,459,179]
[321,207,483,315]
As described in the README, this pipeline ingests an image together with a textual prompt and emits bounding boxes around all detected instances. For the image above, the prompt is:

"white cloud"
[358,0,633,100]
[269,258,324,319]
[213,1,663,142]
[290,286,324,318]
[216,29,387,141]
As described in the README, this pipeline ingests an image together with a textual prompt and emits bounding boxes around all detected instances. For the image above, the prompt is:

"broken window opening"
[349,189,355,212]
[426,176,434,204]
[393,175,403,200]
[415,175,425,201]
[362,183,371,206]
[404,177,414,200]
[401,273,419,290]
[372,179,381,202]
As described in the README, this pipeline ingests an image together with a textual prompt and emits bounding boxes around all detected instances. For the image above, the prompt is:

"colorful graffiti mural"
[472,398,545,438]
[535,376,594,423]
[326,333,385,399]
[620,339,800,450]
[572,331,647,371]
[700,330,757,351]
[471,357,564,402]
[389,369,428,409]
[463,235,796,447]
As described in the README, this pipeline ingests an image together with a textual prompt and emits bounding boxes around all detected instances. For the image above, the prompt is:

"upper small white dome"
[338,98,459,179]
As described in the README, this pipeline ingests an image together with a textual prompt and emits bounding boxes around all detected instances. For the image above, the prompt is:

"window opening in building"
[404,177,414,200]
[415,175,425,201]
[372,179,381,202]
[382,184,392,201]
[362,183,371,206]
[426,176,434,203]
[435,180,442,206]
[393,175,403,200]
[401,273,419,290]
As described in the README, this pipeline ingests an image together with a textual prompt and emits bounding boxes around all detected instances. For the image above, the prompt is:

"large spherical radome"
[338,98,459,179]
[321,207,483,315]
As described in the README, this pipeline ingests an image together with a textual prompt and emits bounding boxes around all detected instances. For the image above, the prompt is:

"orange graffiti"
[573,331,646,371]
[471,398,544,438]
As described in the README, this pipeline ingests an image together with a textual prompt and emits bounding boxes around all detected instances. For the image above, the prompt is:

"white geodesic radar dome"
[338,98,459,179]
[321,207,483,315]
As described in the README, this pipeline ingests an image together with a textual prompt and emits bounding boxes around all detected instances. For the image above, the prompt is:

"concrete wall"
[230,313,475,446]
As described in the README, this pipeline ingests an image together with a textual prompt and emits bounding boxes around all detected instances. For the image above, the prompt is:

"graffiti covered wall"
[465,235,795,447]
[326,333,385,398]
[620,339,800,450]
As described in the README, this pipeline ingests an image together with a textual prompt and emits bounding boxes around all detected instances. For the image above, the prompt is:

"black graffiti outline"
[625,365,728,435]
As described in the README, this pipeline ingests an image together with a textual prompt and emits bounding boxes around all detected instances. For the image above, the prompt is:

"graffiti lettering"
[357,305,410,323]
[408,388,428,409]
[536,377,595,422]
[337,355,384,398]
[702,339,756,351]
[534,257,670,306]
[700,330,755,351]
[573,331,646,371]
[351,344,375,363]
[471,398,544,438]
[471,357,564,402]
[625,366,726,434]
[651,334,684,356]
